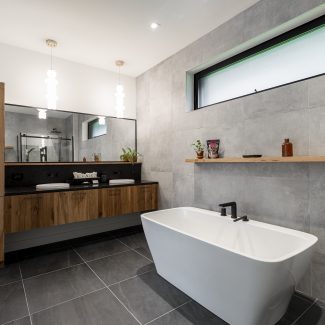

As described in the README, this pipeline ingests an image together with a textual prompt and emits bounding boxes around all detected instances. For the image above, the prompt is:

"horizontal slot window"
[194,15,325,109]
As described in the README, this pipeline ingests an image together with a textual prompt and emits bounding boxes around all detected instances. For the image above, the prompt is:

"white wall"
[0,43,136,118]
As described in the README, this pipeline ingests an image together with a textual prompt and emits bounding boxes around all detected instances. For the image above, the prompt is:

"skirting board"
[5,213,141,252]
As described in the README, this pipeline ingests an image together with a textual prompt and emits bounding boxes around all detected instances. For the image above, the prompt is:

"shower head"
[51,128,62,134]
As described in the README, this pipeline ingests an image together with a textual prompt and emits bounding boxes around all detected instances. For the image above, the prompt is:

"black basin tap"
[219,202,237,219]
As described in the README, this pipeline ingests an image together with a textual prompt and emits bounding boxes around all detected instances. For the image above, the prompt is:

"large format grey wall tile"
[136,0,325,304]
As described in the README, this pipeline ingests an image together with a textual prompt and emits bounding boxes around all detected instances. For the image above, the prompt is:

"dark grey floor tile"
[135,247,153,261]
[119,232,149,250]
[0,263,21,286]
[20,249,83,279]
[6,317,31,325]
[295,303,325,325]
[0,281,29,324]
[73,238,129,261]
[89,250,154,285]
[24,264,104,314]
[276,292,315,325]
[110,270,190,324]
[32,288,138,325]
[149,301,228,325]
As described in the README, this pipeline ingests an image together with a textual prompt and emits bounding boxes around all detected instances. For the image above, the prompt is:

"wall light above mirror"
[4,104,136,163]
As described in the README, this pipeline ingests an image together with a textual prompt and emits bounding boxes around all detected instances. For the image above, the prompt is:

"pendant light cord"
[51,46,53,70]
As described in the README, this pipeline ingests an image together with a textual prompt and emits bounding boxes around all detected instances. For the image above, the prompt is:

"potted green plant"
[192,140,205,159]
[120,147,140,163]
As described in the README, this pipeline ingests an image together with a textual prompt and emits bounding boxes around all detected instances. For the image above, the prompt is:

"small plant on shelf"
[192,140,205,159]
[120,147,140,163]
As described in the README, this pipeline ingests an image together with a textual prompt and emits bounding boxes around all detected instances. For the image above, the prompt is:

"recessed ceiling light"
[150,22,160,30]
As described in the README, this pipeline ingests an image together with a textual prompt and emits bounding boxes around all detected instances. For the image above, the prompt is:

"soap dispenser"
[282,139,293,157]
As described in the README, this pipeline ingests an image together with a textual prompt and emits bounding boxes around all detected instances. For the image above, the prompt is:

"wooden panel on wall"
[4,193,55,233]
[0,82,4,266]
[54,189,99,225]
[0,196,3,265]
[0,83,4,196]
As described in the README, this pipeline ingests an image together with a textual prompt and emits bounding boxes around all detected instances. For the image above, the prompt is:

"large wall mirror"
[4,104,136,163]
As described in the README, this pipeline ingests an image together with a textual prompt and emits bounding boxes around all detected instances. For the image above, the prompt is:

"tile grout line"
[107,269,154,287]
[29,287,106,317]
[0,279,22,288]
[20,244,132,282]
[21,262,85,281]
[117,238,153,262]
[1,314,31,325]
[19,264,34,325]
[72,248,143,325]
[292,299,318,325]
[84,248,132,263]
[144,299,192,325]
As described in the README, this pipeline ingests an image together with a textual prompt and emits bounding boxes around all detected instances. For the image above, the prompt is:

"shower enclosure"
[19,133,74,162]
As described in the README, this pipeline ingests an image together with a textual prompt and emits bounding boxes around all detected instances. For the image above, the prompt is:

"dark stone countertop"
[5,180,158,196]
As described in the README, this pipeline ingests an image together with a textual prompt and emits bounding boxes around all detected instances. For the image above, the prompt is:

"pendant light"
[115,60,125,118]
[45,39,58,110]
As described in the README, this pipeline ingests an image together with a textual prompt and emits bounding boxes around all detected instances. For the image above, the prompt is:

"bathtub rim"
[141,207,318,264]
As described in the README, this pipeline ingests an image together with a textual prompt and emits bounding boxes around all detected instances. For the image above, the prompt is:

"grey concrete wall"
[136,0,325,302]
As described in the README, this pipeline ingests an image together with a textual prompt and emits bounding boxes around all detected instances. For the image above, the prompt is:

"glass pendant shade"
[46,69,58,110]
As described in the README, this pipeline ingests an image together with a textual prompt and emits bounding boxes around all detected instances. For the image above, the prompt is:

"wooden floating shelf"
[185,156,325,163]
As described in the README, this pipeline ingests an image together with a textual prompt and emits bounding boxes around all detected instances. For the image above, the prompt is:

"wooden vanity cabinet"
[4,184,158,234]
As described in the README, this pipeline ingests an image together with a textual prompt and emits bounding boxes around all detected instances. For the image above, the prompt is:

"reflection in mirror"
[4,104,136,163]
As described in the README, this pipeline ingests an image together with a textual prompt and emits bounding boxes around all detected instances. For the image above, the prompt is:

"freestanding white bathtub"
[141,207,317,325]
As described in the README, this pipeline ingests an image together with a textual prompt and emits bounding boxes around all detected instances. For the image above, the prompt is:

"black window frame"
[194,14,325,110]
[87,118,107,139]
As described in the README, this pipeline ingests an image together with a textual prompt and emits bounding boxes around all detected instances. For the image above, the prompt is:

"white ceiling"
[0,0,259,76]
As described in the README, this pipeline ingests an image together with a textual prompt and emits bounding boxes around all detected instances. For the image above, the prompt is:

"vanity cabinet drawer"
[99,187,133,217]
[4,193,55,233]
[54,190,98,225]
[132,184,158,212]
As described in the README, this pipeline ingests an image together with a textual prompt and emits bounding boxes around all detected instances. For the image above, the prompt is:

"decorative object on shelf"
[93,153,101,162]
[207,139,220,158]
[115,60,126,118]
[192,140,205,159]
[282,138,293,157]
[72,171,100,185]
[45,39,58,111]
[120,147,140,163]
[242,154,262,158]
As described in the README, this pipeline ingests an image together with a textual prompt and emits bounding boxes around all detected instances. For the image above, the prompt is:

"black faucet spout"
[219,202,237,219]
